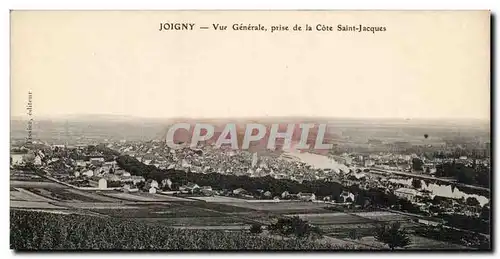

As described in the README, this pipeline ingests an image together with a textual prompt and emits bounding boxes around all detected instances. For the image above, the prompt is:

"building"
[128,175,145,184]
[394,187,419,202]
[161,178,173,189]
[149,187,157,194]
[145,179,159,190]
[90,157,105,166]
[82,170,94,177]
[232,188,247,195]
[10,154,24,165]
[201,186,215,196]
[297,192,316,201]
[122,184,139,193]
[179,183,200,193]
[98,178,107,189]
[201,186,212,191]
[417,218,443,227]
[75,160,87,167]
[339,191,355,203]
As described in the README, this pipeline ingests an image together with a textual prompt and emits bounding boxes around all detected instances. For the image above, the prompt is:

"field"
[25,187,109,202]
[10,188,47,202]
[99,191,196,202]
[11,180,63,189]
[10,170,49,182]
[10,210,357,250]
[91,204,224,218]
[139,216,253,227]
[10,200,64,209]
[215,200,331,213]
[10,174,475,250]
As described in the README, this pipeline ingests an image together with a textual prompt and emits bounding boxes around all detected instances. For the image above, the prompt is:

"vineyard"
[10,210,354,250]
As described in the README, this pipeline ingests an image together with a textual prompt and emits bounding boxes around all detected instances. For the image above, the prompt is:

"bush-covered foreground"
[10,210,352,251]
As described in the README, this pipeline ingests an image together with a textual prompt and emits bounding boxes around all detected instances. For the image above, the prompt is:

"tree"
[249,223,263,234]
[374,222,411,250]
[136,181,145,190]
[412,158,423,171]
[348,228,360,240]
[480,205,490,221]
[456,165,475,185]
[268,216,322,239]
[411,179,422,189]
[466,197,480,207]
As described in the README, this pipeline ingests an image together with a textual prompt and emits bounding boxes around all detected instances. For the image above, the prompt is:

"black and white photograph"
[8,10,492,251]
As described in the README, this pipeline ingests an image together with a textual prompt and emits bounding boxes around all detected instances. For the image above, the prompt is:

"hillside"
[10,210,351,250]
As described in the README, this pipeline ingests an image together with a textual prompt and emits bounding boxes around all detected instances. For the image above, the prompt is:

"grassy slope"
[10,210,352,250]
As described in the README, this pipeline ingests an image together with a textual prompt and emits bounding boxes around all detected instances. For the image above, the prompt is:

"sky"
[11,11,490,120]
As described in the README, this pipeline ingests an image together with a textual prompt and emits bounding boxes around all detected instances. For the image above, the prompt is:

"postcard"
[10,10,491,251]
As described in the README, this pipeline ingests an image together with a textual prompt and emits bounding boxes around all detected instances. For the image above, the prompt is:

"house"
[104,161,117,167]
[75,160,87,167]
[179,183,200,193]
[351,172,367,180]
[10,154,24,165]
[339,191,355,203]
[161,178,173,189]
[82,170,94,177]
[104,174,120,182]
[90,157,105,166]
[130,176,145,184]
[232,188,248,195]
[263,191,272,198]
[201,186,212,191]
[114,169,126,175]
[364,160,375,167]
[417,218,443,227]
[122,184,139,193]
[98,178,107,189]
[297,192,316,201]
[34,156,42,166]
[186,182,200,192]
[281,191,291,199]
[149,187,157,194]
[394,187,419,202]
[201,186,215,196]
[145,179,159,189]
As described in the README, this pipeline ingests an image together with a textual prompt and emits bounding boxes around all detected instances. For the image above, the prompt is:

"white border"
[1,1,498,259]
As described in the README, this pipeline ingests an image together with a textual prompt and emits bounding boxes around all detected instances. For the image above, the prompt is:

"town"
[10,131,491,249]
